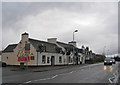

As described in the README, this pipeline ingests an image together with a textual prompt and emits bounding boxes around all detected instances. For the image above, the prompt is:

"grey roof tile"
[29,38,59,53]
[57,41,74,50]
[2,44,18,52]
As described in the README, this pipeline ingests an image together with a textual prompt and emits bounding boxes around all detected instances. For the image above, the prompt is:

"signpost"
[25,43,30,69]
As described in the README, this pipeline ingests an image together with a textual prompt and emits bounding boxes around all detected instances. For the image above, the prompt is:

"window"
[47,57,50,63]
[42,55,46,64]
[31,56,34,60]
[59,56,62,63]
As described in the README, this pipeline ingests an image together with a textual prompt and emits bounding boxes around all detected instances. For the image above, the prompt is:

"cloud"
[2,2,118,55]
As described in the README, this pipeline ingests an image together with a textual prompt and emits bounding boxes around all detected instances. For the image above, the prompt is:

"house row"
[2,32,96,66]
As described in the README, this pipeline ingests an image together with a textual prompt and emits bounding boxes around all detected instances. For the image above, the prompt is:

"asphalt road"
[2,62,119,84]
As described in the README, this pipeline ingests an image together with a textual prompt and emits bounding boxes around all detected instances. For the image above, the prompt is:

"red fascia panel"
[18,56,30,62]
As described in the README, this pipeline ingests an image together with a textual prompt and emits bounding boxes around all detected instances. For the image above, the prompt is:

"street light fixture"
[72,29,78,65]
[73,30,78,41]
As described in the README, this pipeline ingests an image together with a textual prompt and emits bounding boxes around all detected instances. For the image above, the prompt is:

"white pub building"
[2,32,85,66]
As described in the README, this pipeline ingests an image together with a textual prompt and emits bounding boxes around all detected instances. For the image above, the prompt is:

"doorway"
[51,56,55,66]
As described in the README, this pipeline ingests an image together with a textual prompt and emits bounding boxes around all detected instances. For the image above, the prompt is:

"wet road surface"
[2,62,118,84]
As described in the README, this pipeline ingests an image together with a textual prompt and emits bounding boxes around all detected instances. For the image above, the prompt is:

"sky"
[2,2,118,55]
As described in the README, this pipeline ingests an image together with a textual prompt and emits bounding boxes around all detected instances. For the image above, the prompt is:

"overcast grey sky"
[2,2,118,55]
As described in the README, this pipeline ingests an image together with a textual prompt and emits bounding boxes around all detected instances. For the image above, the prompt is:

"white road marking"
[52,75,58,79]
[109,77,113,83]
[39,78,50,80]
[33,71,73,83]
[70,71,73,73]
[109,70,119,83]
[31,75,59,83]
[59,71,74,76]
[29,63,103,83]
[25,81,32,83]
[112,71,119,83]
[24,63,104,84]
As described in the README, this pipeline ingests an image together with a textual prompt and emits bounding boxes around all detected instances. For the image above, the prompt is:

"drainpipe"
[37,51,38,66]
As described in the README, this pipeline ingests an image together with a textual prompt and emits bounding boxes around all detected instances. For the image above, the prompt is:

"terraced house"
[2,32,85,66]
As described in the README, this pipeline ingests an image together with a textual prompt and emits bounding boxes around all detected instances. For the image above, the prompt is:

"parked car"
[111,59,116,64]
[0,61,7,67]
[104,57,112,65]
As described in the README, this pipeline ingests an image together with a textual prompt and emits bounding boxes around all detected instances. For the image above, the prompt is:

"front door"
[51,56,55,66]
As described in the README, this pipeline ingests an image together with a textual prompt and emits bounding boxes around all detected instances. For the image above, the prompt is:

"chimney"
[21,32,29,42]
[68,41,76,47]
[47,38,57,44]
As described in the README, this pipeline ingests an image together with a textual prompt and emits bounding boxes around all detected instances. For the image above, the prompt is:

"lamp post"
[73,30,78,65]
[73,30,78,41]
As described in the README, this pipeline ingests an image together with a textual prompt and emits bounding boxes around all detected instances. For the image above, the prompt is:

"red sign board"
[18,56,30,62]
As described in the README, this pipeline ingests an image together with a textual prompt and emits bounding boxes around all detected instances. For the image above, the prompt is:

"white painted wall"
[36,52,65,66]
[78,53,85,64]
[2,33,86,66]
[2,52,14,65]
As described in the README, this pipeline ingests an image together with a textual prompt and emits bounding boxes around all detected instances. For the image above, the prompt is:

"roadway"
[2,62,119,84]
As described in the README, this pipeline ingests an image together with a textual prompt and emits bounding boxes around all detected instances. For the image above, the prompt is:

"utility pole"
[72,30,78,65]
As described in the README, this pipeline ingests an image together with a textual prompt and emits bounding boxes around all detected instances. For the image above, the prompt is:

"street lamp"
[73,29,78,65]
[73,30,78,41]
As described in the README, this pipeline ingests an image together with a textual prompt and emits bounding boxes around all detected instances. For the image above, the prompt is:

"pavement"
[8,64,87,72]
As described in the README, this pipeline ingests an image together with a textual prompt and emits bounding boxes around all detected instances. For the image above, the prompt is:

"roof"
[29,38,59,53]
[57,41,75,50]
[2,44,18,53]
[57,42,84,53]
